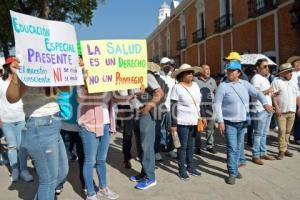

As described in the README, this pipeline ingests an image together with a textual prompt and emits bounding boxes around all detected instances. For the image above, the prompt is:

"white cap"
[160,57,171,64]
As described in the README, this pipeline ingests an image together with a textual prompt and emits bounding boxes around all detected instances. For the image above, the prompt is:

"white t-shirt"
[159,71,176,111]
[271,77,299,113]
[22,87,60,117]
[292,71,300,91]
[170,82,201,125]
[0,79,25,123]
[251,74,272,112]
[101,92,112,124]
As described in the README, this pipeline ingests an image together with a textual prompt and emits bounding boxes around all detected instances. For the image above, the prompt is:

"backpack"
[138,71,169,120]
[146,70,169,104]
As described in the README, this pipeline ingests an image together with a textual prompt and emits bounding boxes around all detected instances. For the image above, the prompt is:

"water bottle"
[172,131,181,149]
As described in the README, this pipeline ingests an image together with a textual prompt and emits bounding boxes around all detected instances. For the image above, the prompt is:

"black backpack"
[138,71,169,120]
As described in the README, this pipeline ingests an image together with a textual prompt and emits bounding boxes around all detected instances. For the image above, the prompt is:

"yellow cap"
[225,52,241,61]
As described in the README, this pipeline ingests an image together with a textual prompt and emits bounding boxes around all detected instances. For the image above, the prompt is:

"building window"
[179,13,186,40]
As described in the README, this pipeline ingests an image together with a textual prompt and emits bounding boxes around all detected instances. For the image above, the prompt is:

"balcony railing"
[248,0,278,18]
[192,29,206,43]
[177,39,187,50]
[214,14,233,33]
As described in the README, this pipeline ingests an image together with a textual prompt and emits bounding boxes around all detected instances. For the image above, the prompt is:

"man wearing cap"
[194,64,217,154]
[288,56,300,144]
[157,57,177,159]
[272,63,300,160]
[214,60,273,185]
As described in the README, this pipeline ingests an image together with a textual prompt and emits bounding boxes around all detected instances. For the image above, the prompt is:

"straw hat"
[148,62,160,73]
[171,64,202,78]
[277,63,295,75]
[287,56,300,64]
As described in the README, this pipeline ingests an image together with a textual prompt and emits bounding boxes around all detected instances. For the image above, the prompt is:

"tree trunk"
[40,0,50,19]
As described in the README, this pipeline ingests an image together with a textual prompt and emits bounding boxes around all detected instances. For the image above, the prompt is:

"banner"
[10,10,83,86]
[81,40,147,93]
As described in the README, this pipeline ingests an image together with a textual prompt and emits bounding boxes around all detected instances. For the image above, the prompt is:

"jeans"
[276,112,295,152]
[21,115,68,200]
[224,121,247,176]
[134,113,156,181]
[177,125,197,173]
[159,112,174,152]
[252,111,273,157]
[80,124,111,197]
[2,121,28,171]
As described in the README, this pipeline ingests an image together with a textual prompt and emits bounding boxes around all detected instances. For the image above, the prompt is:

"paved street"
[0,131,300,200]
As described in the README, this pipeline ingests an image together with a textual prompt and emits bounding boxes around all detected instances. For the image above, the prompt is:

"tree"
[0,0,104,58]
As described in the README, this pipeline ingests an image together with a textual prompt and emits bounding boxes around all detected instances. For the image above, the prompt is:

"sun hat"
[171,64,202,78]
[287,56,300,64]
[148,62,160,73]
[225,60,242,70]
[160,57,171,65]
[224,52,241,61]
[277,63,295,75]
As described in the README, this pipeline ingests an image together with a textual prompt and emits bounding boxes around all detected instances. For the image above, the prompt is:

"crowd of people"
[0,51,299,200]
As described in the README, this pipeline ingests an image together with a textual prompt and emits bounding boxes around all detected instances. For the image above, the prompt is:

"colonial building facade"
[147,0,298,74]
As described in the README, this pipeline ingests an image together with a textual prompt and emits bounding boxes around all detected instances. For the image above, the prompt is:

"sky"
[75,0,173,40]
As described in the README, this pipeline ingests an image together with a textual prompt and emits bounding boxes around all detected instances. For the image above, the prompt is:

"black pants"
[61,129,85,188]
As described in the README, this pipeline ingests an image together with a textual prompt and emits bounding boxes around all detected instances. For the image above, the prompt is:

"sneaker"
[86,194,97,200]
[260,155,275,160]
[187,168,202,177]
[277,151,285,160]
[155,153,163,161]
[167,151,177,159]
[130,174,145,182]
[179,171,190,181]
[226,174,236,185]
[55,188,63,195]
[252,157,264,165]
[11,168,19,182]
[20,170,34,182]
[284,150,293,157]
[237,171,243,179]
[207,147,217,154]
[97,187,119,200]
[135,179,157,190]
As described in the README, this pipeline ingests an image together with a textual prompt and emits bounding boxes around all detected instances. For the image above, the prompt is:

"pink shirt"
[77,87,116,137]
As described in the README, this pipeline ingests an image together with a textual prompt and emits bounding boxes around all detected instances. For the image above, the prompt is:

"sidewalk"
[0,131,300,200]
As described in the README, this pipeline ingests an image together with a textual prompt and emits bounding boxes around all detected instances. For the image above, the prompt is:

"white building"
[157,2,171,25]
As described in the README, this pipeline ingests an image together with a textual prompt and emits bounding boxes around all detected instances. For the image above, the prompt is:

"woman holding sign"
[6,57,69,200]
[0,57,33,182]
[77,56,126,200]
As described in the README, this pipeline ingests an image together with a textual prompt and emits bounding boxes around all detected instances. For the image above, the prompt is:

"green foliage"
[0,0,103,57]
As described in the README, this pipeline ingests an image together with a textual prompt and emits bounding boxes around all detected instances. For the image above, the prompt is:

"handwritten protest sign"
[80,40,147,93]
[10,10,83,86]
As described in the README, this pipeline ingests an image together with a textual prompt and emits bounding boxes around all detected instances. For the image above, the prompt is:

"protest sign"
[10,10,83,86]
[80,40,147,93]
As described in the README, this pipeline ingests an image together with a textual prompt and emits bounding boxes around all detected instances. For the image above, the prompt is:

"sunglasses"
[262,65,269,68]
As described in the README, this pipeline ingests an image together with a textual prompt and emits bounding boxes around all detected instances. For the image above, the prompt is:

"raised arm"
[6,58,28,103]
